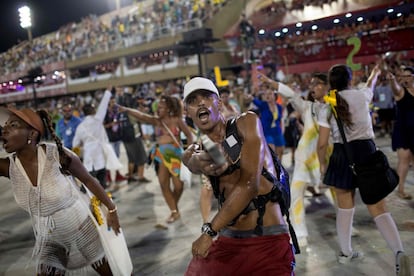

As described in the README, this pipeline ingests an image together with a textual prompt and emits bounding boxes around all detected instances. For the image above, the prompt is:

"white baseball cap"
[183,77,219,102]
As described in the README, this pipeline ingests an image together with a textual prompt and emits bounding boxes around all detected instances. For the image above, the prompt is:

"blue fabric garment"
[253,98,285,146]
[56,116,82,149]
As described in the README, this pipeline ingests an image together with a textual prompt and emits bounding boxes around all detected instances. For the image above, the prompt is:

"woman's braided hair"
[37,109,72,174]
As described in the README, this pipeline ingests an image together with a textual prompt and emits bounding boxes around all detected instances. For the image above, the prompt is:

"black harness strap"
[207,116,300,254]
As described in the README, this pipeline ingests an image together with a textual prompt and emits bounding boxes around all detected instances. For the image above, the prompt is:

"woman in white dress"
[0,107,120,275]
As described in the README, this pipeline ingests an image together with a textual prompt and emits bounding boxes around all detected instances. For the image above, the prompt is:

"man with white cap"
[182,77,295,275]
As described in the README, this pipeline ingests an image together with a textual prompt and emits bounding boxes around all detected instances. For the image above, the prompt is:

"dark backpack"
[214,115,300,254]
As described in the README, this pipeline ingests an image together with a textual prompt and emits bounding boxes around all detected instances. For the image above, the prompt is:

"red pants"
[185,233,295,276]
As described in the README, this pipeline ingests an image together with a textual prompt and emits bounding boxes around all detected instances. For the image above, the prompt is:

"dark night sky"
[0,0,132,53]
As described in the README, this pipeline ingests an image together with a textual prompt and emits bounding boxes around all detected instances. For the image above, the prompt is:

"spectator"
[387,66,414,200]
[104,97,128,183]
[136,93,155,144]
[56,103,82,149]
[119,111,150,183]
[73,90,113,189]
[373,76,395,137]
[239,13,256,63]
[219,87,240,120]
[252,85,286,160]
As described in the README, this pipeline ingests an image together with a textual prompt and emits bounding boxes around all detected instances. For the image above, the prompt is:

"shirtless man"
[182,77,295,275]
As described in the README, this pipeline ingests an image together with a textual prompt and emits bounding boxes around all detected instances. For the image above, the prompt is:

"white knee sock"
[337,207,354,256]
[374,212,404,255]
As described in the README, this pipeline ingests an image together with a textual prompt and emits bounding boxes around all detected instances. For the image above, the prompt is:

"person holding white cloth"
[73,88,122,189]
[0,106,121,275]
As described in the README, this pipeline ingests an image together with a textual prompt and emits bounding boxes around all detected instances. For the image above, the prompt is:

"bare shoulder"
[235,111,261,134]
[236,111,259,123]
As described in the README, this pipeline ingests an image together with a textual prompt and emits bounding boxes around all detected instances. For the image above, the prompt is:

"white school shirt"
[318,87,375,144]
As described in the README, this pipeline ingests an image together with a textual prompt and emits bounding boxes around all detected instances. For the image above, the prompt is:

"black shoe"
[128,176,139,183]
[138,177,151,183]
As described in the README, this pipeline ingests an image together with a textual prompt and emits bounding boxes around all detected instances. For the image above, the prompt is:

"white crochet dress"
[8,143,105,274]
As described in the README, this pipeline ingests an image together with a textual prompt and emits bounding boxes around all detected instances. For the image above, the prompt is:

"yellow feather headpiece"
[324,89,338,118]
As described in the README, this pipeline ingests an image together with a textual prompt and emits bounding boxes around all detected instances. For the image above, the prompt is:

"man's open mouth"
[197,109,210,122]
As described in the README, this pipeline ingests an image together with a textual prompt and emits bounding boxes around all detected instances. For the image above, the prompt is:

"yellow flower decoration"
[72,146,82,157]
[369,103,379,112]
[324,89,338,118]
[91,196,104,225]
[90,192,112,226]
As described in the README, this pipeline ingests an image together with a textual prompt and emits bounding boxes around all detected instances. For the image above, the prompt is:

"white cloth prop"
[102,142,123,170]
[72,178,133,276]
[180,162,192,188]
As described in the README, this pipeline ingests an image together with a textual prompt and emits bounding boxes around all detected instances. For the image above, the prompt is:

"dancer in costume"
[317,64,410,275]
[118,95,194,223]
[0,104,120,275]
[388,66,414,200]
[182,77,295,275]
[257,72,333,247]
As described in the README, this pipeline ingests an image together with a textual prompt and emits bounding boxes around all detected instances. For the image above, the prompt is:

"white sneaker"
[338,251,364,264]
[396,251,411,276]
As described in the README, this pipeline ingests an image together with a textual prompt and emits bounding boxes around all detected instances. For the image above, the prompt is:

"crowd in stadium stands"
[2,0,412,80]
[4,0,409,79]
[69,61,120,80]
[230,5,414,65]
[0,0,228,76]
[10,52,413,123]
[1,0,414,107]
[251,0,340,21]
[241,0,362,38]
[290,0,339,10]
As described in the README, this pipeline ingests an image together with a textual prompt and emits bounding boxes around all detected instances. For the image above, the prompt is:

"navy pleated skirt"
[323,139,376,190]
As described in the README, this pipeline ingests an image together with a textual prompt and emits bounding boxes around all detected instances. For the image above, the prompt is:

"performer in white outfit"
[257,72,332,246]
[0,105,120,275]
[73,89,115,189]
